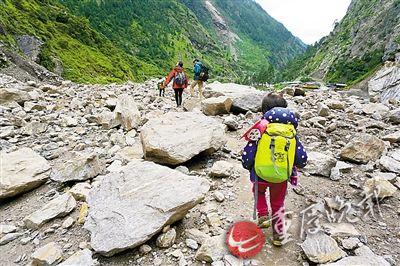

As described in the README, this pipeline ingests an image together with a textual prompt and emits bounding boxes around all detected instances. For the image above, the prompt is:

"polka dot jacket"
[242,107,308,182]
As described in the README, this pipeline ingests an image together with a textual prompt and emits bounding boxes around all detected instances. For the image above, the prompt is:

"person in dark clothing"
[165,61,189,107]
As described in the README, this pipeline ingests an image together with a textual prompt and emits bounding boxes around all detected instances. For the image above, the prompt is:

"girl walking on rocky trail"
[241,92,308,246]
[165,61,189,107]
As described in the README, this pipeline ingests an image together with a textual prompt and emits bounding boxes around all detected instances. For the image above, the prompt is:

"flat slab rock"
[84,159,210,256]
[0,147,50,199]
[140,112,226,165]
[58,249,96,266]
[23,193,76,229]
[301,232,346,264]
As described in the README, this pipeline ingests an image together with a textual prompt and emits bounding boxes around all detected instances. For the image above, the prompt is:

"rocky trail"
[1,73,400,266]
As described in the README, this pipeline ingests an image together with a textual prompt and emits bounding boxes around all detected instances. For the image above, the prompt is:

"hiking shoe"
[272,232,284,247]
[257,216,271,228]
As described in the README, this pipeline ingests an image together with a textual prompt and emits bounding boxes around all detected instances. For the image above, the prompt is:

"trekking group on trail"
[160,59,209,107]
[160,60,309,248]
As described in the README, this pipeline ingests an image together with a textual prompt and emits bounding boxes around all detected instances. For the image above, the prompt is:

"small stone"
[185,228,209,245]
[341,237,361,250]
[31,242,63,266]
[156,228,176,248]
[139,244,152,255]
[20,237,31,245]
[195,235,228,263]
[0,232,23,245]
[206,213,222,228]
[79,241,88,249]
[77,202,89,224]
[175,166,190,175]
[214,191,225,202]
[0,224,17,234]
[69,182,91,201]
[58,249,96,266]
[185,238,198,250]
[171,249,184,258]
[62,217,74,229]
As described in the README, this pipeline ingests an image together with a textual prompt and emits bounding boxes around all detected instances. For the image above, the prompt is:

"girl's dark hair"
[261,92,287,113]
[178,61,183,67]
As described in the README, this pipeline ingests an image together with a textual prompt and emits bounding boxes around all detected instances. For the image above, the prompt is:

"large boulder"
[363,176,397,199]
[0,148,50,199]
[340,134,386,164]
[84,160,210,256]
[140,112,226,165]
[304,152,337,177]
[201,96,233,116]
[362,103,389,115]
[114,94,141,130]
[23,193,76,229]
[50,152,104,182]
[368,64,400,102]
[203,82,265,113]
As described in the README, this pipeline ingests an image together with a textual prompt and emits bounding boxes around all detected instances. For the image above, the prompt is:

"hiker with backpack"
[157,78,166,97]
[190,59,208,99]
[241,92,308,246]
[165,61,189,107]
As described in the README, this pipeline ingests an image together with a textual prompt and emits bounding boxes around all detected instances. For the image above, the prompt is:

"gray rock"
[341,237,361,250]
[204,82,265,113]
[139,244,152,255]
[362,103,389,115]
[379,156,400,173]
[58,249,96,266]
[84,160,209,256]
[31,242,63,266]
[0,224,17,234]
[210,160,241,178]
[0,232,23,245]
[69,182,92,201]
[22,121,48,136]
[114,94,141,130]
[389,108,400,124]
[368,64,400,103]
[317,102,330,117]
[363,176,397,199]
[195,235,228,263]
[201,96,233,116]
[382,131,400,143]
[0,147,50,199]
[223,115,239,131]
[175,166,190,175]
[62,217,75,229]
[322,223,360,237]
[185,228,209,245]
[23,193,76,229]
[301,232,346,264]
[141,112,226,165]
[340,134,386,164]
[156,228,176,248]
[0,87,31,105]
[50,152,104,182]
[185,238,198,250]
[214,191,225,202]
[304,152,337,177]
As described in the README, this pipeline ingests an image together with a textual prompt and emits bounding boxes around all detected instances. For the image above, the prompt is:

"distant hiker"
[165,61,188,107]
[190,59,209,99]
[241,92,308,246]
[157,78,166,97]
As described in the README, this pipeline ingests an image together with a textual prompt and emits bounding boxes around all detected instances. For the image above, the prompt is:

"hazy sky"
[256,0,352,44]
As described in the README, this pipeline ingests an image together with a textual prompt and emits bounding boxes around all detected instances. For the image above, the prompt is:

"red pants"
[253,181,287,234]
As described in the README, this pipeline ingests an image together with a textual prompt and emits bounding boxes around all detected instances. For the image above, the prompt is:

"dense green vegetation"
[0,0,305,84]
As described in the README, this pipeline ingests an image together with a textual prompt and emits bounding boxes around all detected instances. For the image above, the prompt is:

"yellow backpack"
[254,123,296,183]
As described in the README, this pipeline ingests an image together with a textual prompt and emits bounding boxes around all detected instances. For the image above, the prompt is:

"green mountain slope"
[281,0,400,84]
[0,0,306,83]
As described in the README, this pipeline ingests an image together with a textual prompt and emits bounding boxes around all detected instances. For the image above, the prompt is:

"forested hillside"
[0,0,305,83]
[280,0,400,84]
